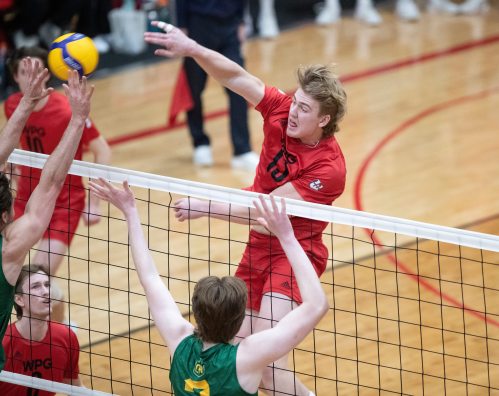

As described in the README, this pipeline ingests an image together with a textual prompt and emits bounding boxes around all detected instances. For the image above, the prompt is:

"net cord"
[9,149,499,252]
[0,371,117,395]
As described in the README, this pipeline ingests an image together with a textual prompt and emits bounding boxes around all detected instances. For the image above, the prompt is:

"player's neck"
[16,316,49,341]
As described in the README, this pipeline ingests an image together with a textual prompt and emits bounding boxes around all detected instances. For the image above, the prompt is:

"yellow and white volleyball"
[48,33,99,81]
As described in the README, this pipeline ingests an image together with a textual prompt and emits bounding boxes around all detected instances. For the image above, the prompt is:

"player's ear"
[14,292,25,307]
[318,114,330,128]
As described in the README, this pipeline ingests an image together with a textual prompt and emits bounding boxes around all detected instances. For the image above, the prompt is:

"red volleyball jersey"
[247,86,346,238]
[4,92,101,210]
[0,322,80,396]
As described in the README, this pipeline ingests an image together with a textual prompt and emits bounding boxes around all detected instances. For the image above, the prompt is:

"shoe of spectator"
[231,151,259,171]
[428,0,459,14]
[315,2,341,25]
[193,145,213,167]
[93,35,111,54]
[258,14,279,38]
[396,0,421,21]
[459,0,489,14]
[38,22,62,47]
[355,5,383,26]
[13,30,40,48]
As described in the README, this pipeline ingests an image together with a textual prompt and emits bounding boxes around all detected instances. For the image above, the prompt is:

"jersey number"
[184,378,210,395]
[26,135,44,153]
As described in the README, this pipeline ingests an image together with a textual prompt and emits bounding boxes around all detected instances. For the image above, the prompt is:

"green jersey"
[170,334,257,396]
[0,235,15,371]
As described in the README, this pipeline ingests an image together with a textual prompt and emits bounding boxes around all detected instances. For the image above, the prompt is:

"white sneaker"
[355,5,383,26]
[258,15,279,38]
[460,0,489,14]
[315,3,341,25]
[396,0,421,21]
[93,35,111,54]
[428,0,459,14]
[231,152,259,171]
[193,145,213,167]
[13,30,40,48]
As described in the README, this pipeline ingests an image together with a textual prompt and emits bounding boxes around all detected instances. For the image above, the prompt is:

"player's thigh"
[255,292,298,333]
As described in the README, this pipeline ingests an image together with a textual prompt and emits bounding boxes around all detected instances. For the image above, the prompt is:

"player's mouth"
[288,119,298,129]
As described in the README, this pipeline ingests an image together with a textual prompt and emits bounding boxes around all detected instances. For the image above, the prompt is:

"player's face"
[286,88,326,145]
[14,57,45,94]
[18,272,52,319]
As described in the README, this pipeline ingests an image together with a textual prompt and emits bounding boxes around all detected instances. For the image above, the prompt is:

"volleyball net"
[1,149,498,395]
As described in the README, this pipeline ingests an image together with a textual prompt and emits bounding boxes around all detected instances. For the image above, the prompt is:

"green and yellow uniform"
[0,235,15,371]
[170,334,257,396]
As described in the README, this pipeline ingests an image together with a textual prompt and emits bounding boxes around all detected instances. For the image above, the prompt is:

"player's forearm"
[39,116,86,188]
[280,235,328,311]
[191,44,243,85]
[207,201,258,225]
[125,206,160,282]
[0,99,35,163]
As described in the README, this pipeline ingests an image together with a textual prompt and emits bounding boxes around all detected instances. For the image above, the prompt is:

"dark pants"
[184,13,251,156]
[16,0,83,36]
[76,0,112,38]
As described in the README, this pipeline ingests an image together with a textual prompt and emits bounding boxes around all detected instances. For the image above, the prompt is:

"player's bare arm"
[2,70,93,285]
[90,179,194,353]
[144,22,265,106]
[236,196,329,388]
[0,58,52,163]
[82,136,112,226]
[173,182,303,231]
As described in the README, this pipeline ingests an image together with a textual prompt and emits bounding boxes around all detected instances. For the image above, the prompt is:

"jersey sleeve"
[255,86,291,120]
[64,329,80,380]
[80,118,101,151]
[291,157,346,205]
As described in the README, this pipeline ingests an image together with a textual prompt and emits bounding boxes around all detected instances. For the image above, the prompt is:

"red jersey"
[4,92,100,209]
[0,322,80,396]
[248,86,346,238]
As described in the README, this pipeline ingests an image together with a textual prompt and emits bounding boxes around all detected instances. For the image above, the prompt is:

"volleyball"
[48,33,99,81]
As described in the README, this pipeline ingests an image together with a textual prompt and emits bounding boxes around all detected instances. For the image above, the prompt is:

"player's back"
[169,334,256,396]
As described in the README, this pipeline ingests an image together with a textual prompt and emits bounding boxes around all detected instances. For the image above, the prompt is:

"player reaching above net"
[145,22,346,395]
[89,178,329,396]
[0,63,94,372]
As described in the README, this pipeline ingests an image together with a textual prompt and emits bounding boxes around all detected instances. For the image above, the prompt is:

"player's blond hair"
[298,64,347,137]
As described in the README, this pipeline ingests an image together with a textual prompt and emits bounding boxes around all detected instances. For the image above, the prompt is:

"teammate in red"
[0,265,81,395]
[5,47,111,322]
[146,23,347,396]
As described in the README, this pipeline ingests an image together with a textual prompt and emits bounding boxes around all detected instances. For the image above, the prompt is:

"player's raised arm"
[2,70,92,284]
[89,179,194,353]
[236,196,329,383]
[0,58,52,163]
[144,22,265,107]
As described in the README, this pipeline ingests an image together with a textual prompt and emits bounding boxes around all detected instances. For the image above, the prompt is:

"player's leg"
[256,293,310,396]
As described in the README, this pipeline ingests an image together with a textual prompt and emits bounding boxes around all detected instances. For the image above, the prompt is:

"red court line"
[353,87,499,328]
[108,33,499,147]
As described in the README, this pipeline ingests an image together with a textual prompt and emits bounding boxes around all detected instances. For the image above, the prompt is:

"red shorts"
[14,194,85,245]
[235,229,328,312]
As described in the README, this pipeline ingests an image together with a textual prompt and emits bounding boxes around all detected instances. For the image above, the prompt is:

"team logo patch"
[193,359,205,378]
[309,179,323,191]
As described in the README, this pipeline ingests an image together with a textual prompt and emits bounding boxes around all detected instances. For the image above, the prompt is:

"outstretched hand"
[63,70,94,120]
[89,178,135,215]
[144,21,197,58]
[253,195,293,240]
[20,57,53,106]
